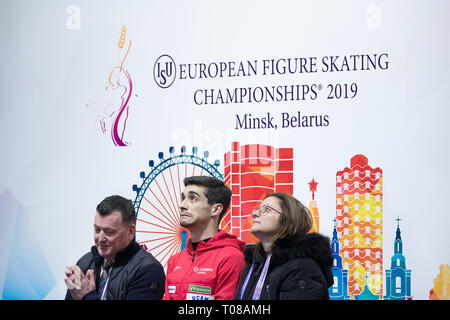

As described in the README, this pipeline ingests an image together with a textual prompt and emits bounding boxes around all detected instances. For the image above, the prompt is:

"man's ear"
[129,223,136,239]
[211,203,223,218]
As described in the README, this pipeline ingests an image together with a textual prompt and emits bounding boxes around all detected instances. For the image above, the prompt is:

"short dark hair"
[96,195,136,225]
[184,176,231,223]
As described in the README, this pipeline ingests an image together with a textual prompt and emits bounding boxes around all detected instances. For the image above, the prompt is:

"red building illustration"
[221,142,294,243]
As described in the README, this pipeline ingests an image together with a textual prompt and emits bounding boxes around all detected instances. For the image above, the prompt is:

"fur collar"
[244,232,333,271]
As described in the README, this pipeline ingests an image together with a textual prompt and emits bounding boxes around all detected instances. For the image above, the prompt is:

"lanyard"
[239,253,272,300]
[239,263,254,300]
[99,261,113,300]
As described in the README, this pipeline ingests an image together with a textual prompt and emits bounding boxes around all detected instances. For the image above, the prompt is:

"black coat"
[65,240,165,300]
[234,232,334,300]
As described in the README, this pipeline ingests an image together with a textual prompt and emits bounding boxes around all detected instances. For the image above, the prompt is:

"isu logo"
[154,54,176,88]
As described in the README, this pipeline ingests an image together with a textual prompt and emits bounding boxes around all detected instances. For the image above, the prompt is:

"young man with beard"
[164,176,245,300]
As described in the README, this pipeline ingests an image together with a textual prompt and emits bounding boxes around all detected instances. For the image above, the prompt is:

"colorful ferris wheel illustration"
[132,146,223,269]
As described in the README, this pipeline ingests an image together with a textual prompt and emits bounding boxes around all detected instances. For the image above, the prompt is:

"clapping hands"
[64,265,96,300]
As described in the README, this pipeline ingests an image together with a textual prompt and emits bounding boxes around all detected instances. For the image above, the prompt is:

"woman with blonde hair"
[234,192,333,300]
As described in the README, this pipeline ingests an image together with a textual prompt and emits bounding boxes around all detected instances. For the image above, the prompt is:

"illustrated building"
[355,274,379,300]
[222,142,294,243]
[384,218,412,300]
[329,219,351,300]
[336,154,383,299]
[429,264,450,300]
[308,178,320,233]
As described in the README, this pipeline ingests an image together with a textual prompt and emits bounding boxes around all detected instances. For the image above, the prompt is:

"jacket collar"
[244,232,334,288]
[244,232,333,269]
[91,239,141,267]
[186,230,245,254]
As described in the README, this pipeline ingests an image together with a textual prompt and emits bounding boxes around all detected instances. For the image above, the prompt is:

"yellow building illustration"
[308,178,320,234]
[336,154,383,299]
[429,264,450,300]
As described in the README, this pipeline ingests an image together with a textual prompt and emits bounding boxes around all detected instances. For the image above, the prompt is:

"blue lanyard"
[239,253,272,300]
